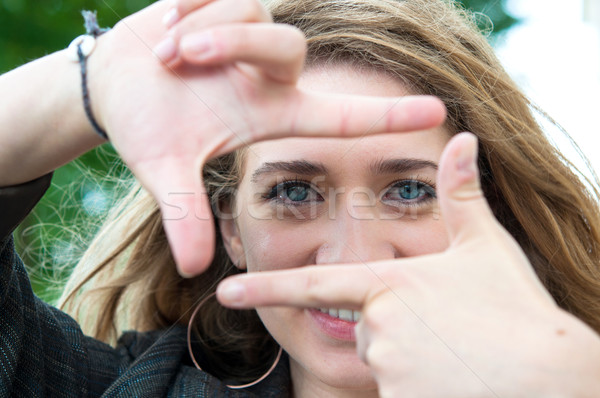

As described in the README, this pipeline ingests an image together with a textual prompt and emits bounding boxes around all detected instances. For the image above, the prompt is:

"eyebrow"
[369,158,438,175]
[250,158,438,183]
[251,160,328,183]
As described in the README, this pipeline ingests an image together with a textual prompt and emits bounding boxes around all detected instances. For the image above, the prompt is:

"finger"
[355,319,371,363]
[436,132,496,245]
[283,94,447,139]
[163,0,217,28]
[170,0,271,32]
[218,95,447,153]
[156,0,272,65]
[216,263,389,309]
[145,159,216,277]
[179,24,306,83]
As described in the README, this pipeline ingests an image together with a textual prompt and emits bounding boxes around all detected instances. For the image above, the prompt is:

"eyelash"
[263,177,436,207]
[381,178,437,207]
[262,178,324,206]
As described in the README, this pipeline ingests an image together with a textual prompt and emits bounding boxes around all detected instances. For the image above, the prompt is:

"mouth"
[316,308,362,322]
[309,308,360,341]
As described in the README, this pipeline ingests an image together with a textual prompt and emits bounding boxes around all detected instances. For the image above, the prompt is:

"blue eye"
[266,180,323,204]
[286,185,308,201]
[383,180,436,204]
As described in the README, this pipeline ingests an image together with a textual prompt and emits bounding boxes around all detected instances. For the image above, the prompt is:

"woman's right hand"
[84,0,445,276]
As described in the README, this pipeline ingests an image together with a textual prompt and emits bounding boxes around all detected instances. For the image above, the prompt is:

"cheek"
[241,219,319,272]
[391,217,450,257]
[256,307,300,343]
[239,216,449,272]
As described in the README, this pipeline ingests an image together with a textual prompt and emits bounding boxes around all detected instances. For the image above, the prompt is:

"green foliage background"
[1,0,516,303]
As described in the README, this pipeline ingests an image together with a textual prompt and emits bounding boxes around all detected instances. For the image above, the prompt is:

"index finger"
[288,93,447,139]
[216,263,388,310]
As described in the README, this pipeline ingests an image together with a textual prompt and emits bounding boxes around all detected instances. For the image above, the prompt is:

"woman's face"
[221,65,450,395]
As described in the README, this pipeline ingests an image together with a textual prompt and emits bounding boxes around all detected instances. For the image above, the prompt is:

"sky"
[496,0,600,179]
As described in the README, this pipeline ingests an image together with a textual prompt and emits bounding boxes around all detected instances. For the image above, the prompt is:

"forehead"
[298,63,410,96]
[244,64,449,173]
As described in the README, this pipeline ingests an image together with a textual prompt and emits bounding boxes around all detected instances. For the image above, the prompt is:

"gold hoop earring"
[187,292,283,389]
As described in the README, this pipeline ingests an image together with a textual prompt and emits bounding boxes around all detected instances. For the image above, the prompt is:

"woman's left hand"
[216,133,600,397]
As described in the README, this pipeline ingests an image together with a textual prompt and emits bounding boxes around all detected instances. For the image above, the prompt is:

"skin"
[220,65,451,397]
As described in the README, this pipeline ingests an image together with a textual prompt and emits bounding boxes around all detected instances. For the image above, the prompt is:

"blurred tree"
[461,0,518,35]
[1,0,516,303]
[0,0,154,74]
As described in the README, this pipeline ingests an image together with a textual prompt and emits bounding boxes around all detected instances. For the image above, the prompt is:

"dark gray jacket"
[0,175,290,397]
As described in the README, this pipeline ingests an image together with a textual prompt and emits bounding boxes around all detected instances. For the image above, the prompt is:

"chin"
[259,306,378,392]
[317,360,378,391]
[289,332,379,391]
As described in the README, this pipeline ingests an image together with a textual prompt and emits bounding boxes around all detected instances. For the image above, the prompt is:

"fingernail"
[218,281,246,304]
[153,36,177,62]
[162,8,180,28]
[456,133,478,174]
[181,32,214,59]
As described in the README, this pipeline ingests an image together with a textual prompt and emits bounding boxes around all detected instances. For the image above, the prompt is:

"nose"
[315,214,398,265]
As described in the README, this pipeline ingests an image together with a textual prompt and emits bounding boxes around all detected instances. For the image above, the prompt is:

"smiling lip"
[308,309,357,341]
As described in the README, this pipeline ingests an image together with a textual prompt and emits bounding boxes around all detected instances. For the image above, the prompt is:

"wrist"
[57,48,107,148]
[86,31,111,140]
[67,11,111,141]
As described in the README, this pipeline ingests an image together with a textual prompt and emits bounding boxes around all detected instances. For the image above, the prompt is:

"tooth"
[352,311,362,322]
[328,308,339,317]
[319,308,328,313]
[338,309,353,322]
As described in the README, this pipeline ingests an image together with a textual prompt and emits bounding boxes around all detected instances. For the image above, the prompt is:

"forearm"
[0,48,105,186]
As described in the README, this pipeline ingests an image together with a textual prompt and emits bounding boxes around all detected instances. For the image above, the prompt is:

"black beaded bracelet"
[67,11,110,141]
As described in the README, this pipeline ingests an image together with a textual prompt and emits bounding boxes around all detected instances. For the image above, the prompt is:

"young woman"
[1,0,600,396]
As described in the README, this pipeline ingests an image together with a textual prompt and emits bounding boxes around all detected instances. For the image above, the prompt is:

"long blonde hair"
[59,0,600,383]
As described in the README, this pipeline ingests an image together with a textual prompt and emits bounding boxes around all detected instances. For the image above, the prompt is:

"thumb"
[437,132,496,245]
[148,162,216,277]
